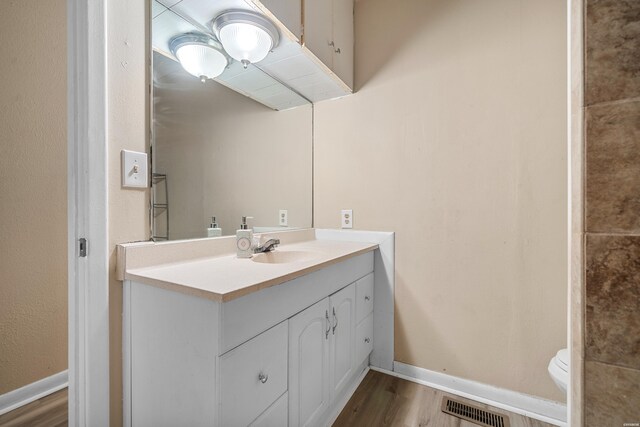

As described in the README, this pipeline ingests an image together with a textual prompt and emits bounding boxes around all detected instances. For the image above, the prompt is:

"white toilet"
[547,348,569,393]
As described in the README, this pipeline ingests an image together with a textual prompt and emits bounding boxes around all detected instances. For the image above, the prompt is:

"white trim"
[67,0,110,425]
[122,281,132,427]
[315,229,395,371]
[386,362,567,426]
[325,366,370,427]
[567,0,584,425]
[0,371,69,416]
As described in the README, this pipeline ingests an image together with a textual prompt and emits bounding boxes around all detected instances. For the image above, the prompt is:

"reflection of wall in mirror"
[153,53,313,240]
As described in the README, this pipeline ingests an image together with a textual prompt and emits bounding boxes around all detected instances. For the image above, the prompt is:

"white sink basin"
[252,250,319,264]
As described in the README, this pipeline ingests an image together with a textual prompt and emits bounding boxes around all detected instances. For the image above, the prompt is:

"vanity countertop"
[123,238,378,302]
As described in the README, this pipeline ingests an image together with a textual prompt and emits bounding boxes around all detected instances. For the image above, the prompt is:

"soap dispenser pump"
[236,216,254,258]
[207,216,222,237]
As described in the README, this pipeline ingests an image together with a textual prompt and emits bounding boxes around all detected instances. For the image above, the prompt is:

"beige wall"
[107,0,149,424]
[154,59,312,239]
[0,0,67,395]
[314,0,567,401]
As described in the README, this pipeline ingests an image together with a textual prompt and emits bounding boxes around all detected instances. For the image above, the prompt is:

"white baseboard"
[0,370,68,416]
[325,364,370,427]
[378,362,567,426]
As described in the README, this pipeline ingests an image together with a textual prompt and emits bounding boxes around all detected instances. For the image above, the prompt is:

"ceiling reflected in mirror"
[152,0,309,110]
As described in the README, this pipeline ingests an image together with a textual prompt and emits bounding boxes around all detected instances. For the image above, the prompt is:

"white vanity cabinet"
[303,0,354,88]
[288,283,356,427]
[288,298,331,427]
[123,250,375,427]
[329,284,356,401]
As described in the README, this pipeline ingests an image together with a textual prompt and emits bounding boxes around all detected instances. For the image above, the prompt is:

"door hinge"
[78,238,87,257]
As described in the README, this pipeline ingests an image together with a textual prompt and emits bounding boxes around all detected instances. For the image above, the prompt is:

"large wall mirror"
[151,0,313,240]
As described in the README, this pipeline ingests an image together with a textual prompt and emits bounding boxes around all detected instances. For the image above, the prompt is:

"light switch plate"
[121,149,148,188]
[341,209,353,229]
[279,209,288,226]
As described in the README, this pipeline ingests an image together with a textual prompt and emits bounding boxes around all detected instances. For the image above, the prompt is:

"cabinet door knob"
[364,337,370,343]
[334,47,341,54]
[365,295,371,301]
[258,373,269,384]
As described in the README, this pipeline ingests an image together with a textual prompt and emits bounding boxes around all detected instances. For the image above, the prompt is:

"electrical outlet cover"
[341,209,353,229]
[121,149,148,188]
[279,209,288,226]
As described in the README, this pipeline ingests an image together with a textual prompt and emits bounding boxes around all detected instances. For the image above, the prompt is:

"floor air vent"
[441,397,510,427]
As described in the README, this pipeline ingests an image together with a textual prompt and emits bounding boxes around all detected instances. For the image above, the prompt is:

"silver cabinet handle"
[332,307,338,335]
[364,337,370,343]
[325,310,331,339]
[365,295,371,301]
[258,373,268,384]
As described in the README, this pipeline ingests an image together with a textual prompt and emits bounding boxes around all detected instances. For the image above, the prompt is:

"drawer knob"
[364,337,371,343]
[258,373,269,384]
[365,296,371,301]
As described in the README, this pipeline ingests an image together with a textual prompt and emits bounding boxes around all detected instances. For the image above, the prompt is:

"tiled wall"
[584,0,640,424]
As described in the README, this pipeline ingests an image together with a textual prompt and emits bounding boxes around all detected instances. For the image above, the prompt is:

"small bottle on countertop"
[207,216,222,237]
[236,216,254,258]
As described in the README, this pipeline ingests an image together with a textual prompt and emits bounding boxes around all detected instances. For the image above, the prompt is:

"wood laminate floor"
[0,373,556,427]
[0,388,67,427]
[333,370,556,427]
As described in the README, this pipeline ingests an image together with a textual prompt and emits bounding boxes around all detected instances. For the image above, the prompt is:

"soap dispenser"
[236,216,254,258]
[207,216,222,237]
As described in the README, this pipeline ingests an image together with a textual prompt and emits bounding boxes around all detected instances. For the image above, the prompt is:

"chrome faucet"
[254,238,280,253]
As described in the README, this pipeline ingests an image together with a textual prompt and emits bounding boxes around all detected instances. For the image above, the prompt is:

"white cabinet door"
[289,297,331,427]
[329,284,355,401]
[303,0,353,89]
[303,0,334,68]
[331,0,353,88]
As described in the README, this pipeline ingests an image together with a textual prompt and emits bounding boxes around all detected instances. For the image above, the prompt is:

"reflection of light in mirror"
[175,43,228,81]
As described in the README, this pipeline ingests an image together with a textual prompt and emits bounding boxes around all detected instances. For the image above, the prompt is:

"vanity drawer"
[220,321,288,427]
[249,392,288,427]
[355,273,374,324]
[356,314,374,365]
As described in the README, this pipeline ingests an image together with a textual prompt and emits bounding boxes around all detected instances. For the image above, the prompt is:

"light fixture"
[170,33,229,83]
[211,10,280,69]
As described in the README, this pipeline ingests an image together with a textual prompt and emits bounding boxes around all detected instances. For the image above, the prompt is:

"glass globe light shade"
[212,11,280,68]
[174,43,228,80]
[219,22,272,65]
